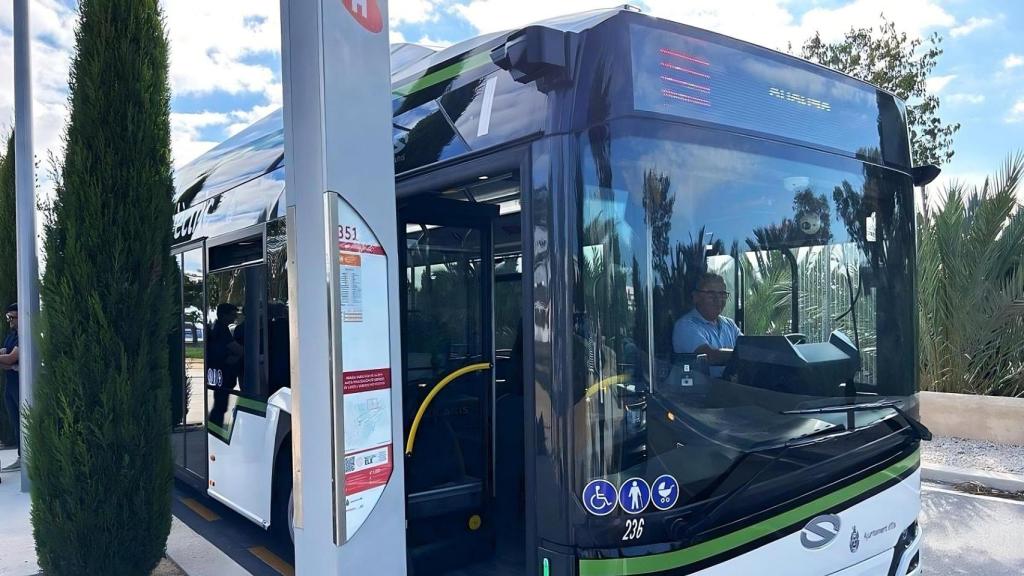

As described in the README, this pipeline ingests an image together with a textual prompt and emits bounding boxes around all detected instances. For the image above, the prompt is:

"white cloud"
[416,36,455,49]
[162,0,281,103]
[926,74,956,94]
[454,0,956,55]
[932,170,989,201]
[1007,99,1024,124]
[950,16,994,38]
[945,93,985,105]
[390,0,442,26]
[170,111,231,166]
[643,0,798,50]
[0,1,78,204]
[224,101,280,137]
[796,0,954,42]
[171,102,288,166]
[1004,54,1024,69]
[454,0,623,36]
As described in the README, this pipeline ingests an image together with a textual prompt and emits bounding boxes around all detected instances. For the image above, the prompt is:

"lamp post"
[13,0,41,494]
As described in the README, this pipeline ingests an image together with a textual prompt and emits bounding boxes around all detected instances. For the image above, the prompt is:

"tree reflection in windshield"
[572,120,917,518]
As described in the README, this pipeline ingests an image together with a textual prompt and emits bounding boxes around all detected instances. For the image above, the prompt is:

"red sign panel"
[345,445,393,495]
[341,0,384,34]
[342,368,392,394]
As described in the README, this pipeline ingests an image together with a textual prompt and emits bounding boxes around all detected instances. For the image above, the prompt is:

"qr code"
[344,456,355,473]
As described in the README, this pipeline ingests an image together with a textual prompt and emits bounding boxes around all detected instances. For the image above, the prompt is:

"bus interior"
[400,170,526,575]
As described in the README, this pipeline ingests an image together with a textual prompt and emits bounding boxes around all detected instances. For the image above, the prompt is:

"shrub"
[0,132,15,446]
[26,0,176,573]
[918,153,1024,397]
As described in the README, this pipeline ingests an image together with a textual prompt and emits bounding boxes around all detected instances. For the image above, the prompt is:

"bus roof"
[172,7,635,209]
[172,6,907,246]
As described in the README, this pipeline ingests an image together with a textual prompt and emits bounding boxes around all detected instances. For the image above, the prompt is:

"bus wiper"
[780,400,932,441]
[678,427,849,546]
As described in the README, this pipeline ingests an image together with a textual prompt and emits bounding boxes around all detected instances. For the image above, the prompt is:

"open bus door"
[400,192,527,575]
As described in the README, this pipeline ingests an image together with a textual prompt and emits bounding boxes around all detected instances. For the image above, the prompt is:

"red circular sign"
[342,0,384,34]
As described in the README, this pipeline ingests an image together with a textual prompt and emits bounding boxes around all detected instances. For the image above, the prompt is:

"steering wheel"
[785,333,808,345]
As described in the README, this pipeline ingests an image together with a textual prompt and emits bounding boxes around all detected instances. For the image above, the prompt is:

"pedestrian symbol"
[651,474,679,510]
[618,477,650,515]
[582,479,618,516]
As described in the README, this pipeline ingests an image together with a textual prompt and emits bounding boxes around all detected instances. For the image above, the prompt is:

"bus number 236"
[623,518,644,541]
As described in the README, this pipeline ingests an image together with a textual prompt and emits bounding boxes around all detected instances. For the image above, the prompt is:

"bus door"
[171,245,209,486]
[399,196,502,572]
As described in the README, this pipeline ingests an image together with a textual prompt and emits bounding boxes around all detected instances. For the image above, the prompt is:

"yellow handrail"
[584,374,630,399]
[405,362,492,456]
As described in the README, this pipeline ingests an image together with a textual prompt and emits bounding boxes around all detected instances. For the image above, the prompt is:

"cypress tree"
[0,132,15,447]
[26,0,175,573]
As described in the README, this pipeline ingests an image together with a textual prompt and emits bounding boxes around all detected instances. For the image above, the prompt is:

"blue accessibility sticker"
[582,479,618,516]
[651,474,679,510]
[618,477,651,514]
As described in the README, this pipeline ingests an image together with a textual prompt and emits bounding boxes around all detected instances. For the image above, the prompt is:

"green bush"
[26,0,176,573]
[0,132,15,447]
[918,153,1024,397]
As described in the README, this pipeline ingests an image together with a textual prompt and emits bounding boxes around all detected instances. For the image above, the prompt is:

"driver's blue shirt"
[672,309,741,376]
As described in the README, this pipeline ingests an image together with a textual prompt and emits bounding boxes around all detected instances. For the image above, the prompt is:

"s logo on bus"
[800,514,842,550]
[341,0,383,33]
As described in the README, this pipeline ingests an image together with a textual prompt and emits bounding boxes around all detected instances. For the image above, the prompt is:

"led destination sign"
[631,24,892,158]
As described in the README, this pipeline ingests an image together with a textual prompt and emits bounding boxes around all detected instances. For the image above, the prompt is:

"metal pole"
[279,0,338,570]
[13,0,40,493]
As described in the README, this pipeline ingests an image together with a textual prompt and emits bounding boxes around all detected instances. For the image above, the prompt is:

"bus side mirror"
[491,26,578,90]
[911,165,941,187]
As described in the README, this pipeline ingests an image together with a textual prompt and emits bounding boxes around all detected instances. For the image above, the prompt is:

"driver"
[673,272,741,376]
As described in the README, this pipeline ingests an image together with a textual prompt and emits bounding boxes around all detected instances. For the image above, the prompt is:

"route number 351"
[623,518,645,541]
[340,225,359,241]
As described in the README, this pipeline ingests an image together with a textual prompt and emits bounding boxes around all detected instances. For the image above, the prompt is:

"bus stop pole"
[280,1,406,573]
[13,0,40,494]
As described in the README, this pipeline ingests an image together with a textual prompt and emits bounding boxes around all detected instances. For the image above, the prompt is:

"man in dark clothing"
[207,303,242,427]
[0,303,20,472]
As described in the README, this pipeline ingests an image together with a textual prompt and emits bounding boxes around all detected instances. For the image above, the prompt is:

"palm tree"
[918,152,1024,397]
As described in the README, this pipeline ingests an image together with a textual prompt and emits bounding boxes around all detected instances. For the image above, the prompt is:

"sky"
[0,0,1022,198]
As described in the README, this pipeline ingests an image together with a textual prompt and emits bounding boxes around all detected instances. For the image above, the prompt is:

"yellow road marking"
[249,546,295,576]
[180,497,221,522]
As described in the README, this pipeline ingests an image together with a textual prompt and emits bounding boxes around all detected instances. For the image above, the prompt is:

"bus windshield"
[573,118,917,508]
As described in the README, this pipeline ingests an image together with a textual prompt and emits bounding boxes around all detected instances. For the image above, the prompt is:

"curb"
[166,516,251,576]
[922,463,1024,494]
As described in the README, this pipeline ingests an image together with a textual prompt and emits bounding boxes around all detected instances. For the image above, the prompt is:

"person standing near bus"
[673,273,741,376]
[207,303,243,427]
[0,304,20,472]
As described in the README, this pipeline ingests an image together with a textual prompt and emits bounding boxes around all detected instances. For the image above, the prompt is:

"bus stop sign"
[342,0,384,33]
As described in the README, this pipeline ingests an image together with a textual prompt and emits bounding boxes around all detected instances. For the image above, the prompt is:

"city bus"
[168,7,932,575]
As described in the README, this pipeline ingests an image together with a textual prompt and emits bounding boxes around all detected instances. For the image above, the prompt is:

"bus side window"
[266,219,291,395]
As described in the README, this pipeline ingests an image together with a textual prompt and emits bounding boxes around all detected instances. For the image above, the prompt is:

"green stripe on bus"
[236,396,268,414]
[208,421,230,443]
[578,450,920,576]
[392,52,494,97]
[207,398,267,443]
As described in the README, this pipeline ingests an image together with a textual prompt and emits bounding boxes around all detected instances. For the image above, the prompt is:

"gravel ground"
[152,558,187,576]
[923,436,1024,476]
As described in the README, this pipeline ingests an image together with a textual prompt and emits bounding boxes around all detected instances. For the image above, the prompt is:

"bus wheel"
[287,486,295,543]
[272,443,294,545]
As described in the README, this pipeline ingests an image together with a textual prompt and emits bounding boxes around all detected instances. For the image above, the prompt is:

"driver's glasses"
[697,290,730,300]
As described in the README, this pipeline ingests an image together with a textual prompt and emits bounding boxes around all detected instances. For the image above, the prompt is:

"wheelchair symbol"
[582,479,618,516]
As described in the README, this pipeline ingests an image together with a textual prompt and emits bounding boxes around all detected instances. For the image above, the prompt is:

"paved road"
[173,480,294,576]
[921,483,1024,575]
